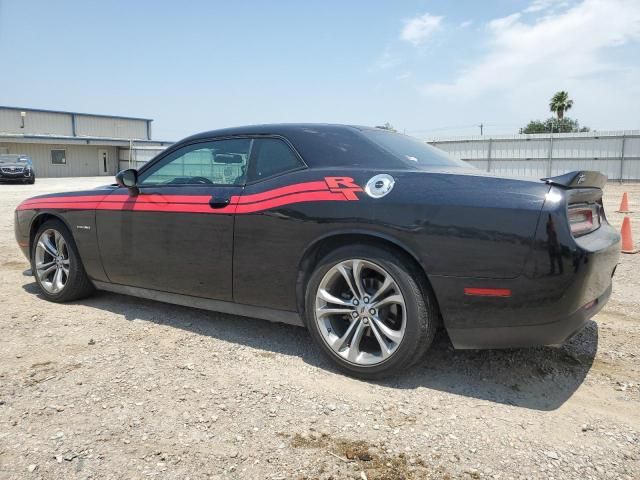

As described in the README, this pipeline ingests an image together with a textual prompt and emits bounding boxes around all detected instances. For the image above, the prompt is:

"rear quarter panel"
[380,171,549,278]
[233,168,549,312]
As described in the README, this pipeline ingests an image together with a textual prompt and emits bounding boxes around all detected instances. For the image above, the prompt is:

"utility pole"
[478,123,484,136]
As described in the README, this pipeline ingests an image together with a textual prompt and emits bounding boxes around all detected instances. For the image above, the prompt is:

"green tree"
[522,116,589,134]
[522,120,547,134]
[549,91,574,120]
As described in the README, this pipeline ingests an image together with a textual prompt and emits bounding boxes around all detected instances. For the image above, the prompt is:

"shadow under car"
[22,281,598,411]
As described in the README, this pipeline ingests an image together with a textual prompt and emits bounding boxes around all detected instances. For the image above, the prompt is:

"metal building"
[0,106,171,178]
[427,130,640,181]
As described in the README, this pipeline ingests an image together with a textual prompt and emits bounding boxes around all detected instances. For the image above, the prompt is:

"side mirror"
[115,169,138,191]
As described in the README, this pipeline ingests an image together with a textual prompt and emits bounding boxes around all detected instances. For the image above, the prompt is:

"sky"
[0,0,639,141]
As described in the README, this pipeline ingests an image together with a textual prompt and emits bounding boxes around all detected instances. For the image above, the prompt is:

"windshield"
[0,155,30,164]
[360,129,473,169]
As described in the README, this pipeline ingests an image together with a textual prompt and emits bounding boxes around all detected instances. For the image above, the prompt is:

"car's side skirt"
[92,281,304,327]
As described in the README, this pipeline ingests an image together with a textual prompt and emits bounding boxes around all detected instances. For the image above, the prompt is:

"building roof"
[0,132,172,147]
[0,105,152,122]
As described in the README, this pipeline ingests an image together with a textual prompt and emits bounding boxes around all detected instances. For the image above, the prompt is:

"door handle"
[209,197,230,209]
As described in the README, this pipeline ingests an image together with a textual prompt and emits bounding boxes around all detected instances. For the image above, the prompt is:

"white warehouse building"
[0,106,171,178]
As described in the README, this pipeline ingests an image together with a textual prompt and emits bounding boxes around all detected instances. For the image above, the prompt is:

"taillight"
[568,204,600,236]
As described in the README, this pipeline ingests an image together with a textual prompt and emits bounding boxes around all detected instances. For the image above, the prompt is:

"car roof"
[176,124,403,169]
[183,124,370,142]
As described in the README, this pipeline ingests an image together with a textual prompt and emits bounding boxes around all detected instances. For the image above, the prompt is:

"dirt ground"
[0,177,639,480]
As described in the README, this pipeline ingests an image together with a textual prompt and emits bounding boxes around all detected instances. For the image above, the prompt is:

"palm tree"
[549,91,573,120]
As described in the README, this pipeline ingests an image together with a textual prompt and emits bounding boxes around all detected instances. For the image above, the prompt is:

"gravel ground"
[1,177,639,480]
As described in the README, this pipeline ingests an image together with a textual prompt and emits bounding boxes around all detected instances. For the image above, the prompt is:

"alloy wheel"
[35,229,70,294]
[315,259,407,365]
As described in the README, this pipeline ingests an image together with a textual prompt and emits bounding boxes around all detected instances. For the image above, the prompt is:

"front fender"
[20,209,109,283]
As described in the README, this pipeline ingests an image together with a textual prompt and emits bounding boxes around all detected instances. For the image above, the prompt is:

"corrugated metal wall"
[118,146,168,170]
[427,131,640,181]
[0,109,73,136]
[0,107,149,140]
[76,116,147,140]
[0,142,118,178]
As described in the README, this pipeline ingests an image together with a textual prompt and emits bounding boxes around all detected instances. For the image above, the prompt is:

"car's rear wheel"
[305,244,437,379]
[32,219,94,302]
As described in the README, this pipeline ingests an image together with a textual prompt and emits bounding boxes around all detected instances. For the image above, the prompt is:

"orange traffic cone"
[621,217,638,254]
[617,192,632,213]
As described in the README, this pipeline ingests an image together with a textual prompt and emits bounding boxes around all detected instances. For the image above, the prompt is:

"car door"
[96,137,251,300]
[233,136,309,309]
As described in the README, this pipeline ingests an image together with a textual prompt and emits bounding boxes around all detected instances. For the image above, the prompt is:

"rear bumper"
[447,283,611,349]
[431,221,620,349]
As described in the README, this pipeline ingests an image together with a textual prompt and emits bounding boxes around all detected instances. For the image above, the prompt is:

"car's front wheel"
[305,244,437,379]
[32,219,94,302]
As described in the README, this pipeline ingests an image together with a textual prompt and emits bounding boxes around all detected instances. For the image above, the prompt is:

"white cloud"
[400,13,443,47]
[487,13,521,31]
[524,0,570,13]
[459,20,473,28]
[423,0,640,98]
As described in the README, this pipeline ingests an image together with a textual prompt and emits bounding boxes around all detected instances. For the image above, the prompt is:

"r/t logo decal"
[324,177,363,201]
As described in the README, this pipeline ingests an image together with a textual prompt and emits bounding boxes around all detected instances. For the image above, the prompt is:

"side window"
[248,138,304,182]
[139,138,251,186]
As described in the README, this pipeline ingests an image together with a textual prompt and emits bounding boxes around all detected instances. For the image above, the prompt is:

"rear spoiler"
[541,171,607,189]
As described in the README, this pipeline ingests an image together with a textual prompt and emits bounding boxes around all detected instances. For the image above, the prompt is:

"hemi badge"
[76,225,91,230]
[464,288,511,297]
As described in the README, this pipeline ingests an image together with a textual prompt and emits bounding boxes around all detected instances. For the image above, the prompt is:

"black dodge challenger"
[14,124,620,377]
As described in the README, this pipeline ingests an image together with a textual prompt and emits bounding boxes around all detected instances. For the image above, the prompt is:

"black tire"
[31,219,94,302]
[28,178,35,184]
[304,244,438,379]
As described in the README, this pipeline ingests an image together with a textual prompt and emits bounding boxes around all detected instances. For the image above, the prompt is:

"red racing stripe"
[98,202,233,213]
[18,194,218,211]
[20,194,112,206]
[19,183,328,209]
[18,198,231,213]
[20,194,224,208]
[17,200,106,211]
[233,181,328,204]
[235,190,347,213]
[18,192,352,214]
[102,194,215,204]
[17,180,359,214]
